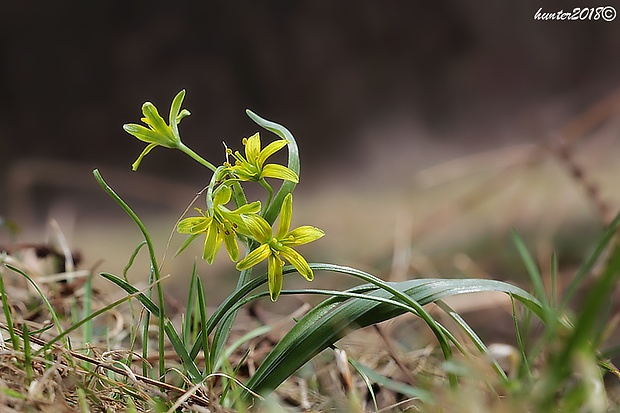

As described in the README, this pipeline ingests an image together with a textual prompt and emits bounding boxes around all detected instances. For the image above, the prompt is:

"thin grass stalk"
[143,267,154,377]
[511,231,550,308]
[183,265,199,348]
[6,263,70,350]
[22,323,33,383]
[124,241,147,359]
[511,294,532,381]
[435,300,509,384]
[195,273,212,376]
[550,251,558,308]
[346,355,380,413]
[0,268,19,350]
[93,169,166,378]
[99,272,202,382]
[35,283,143,356]
[82,273,93,345]
[561,209,620,308]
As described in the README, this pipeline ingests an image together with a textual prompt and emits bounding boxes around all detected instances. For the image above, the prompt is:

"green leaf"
[100,272,202,382]
[561,209,620,308]
[245,110,300,225]
[348,358,434,404]
[244,263,543,399]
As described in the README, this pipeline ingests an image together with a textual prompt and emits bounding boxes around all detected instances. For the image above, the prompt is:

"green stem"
[178,143,217,172]
[259,178,274,213]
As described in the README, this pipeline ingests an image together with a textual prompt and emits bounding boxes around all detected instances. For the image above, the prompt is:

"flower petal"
[141,102,175,144]
[169,90,186,126]
[258,139,288,168]
[131,143,157,171]
[244,132,262,163]
[261,164,299,183]
[276,193,293,239]
[203,221,222,264]
[123,124,164,144]
[233,200,262,215]
[282,226,325,246]
[236,244,271,271]
[241,214,272,243]
[223,231,240,262]
[222,205,261,238]
[279,246,314,281]
[169,90,190,140]
[268,254,283,301]
[213,185,232,206]
[177,216,212,234]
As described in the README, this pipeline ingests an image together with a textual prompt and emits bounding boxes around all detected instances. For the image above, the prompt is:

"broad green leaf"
[244,263,543,399]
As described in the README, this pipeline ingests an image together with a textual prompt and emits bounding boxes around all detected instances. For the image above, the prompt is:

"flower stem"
[259,178,274,214]
[178,143,217,172]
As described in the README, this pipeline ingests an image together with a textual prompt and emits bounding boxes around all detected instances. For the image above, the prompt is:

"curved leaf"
[245,110,300,225]
[245,266,543,398]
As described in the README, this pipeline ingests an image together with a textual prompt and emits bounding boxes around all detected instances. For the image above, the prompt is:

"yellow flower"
[177,185,260,264]
[236,193,324,300]
[226,132,299,183]
[124,90,191,171]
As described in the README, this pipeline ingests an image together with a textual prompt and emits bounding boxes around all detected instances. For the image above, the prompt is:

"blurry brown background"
[1,1,620,298]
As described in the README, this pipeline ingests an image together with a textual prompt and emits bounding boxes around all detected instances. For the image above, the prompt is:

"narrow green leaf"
[5,264,70,349]
[93,169,167,379]
[511,230,548,306]
[561,209,620,308]
[183,263,199,347]
[244,263,543,398]
[245,110,300,225]
[348,358,434,404]
[196,273,212,375]
[100,272,202,382]
[435,300,508,383]
[0,266,20,350]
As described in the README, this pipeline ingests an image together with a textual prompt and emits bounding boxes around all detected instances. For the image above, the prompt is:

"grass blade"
[0,264,20,350]
[511,230,548,306]
[561,209,620,308]
[100,272,202,382]
[93,169,167,378]
[348,357,434,404]
[5,263,70,349]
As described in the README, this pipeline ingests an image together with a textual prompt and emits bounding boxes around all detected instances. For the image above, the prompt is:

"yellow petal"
[258,139,288,167]
[236,244,271,271]
[276,193,293,239]
[283,226,325,246]
[261,164,299,183]
[279,246,314,281]
[268,254,284,301]
[244,132,262,163]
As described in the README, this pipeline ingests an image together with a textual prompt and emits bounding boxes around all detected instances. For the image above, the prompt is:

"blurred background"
[1,1,620,302]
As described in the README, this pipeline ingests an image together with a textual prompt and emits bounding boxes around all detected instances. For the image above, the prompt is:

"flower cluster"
[125,91,324,300]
